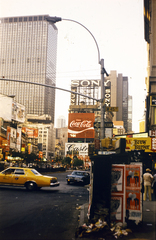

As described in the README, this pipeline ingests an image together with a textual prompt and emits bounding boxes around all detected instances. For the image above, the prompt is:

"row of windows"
[0,15,48,23]
[0,58,43,64]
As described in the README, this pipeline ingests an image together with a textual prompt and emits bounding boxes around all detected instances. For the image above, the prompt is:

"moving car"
[0,167,60,191]
[66,170,90,185]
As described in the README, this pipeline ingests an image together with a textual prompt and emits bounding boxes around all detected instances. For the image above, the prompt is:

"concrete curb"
[79,203,89,227]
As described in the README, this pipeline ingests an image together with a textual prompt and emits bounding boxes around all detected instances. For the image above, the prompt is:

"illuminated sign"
[68,113,95,139]
[106,107,118,112]
[104,89,111,107]
[22,127,38,138]
[71,80,100,87]
[65,143,89,156]
[126,138,151,151]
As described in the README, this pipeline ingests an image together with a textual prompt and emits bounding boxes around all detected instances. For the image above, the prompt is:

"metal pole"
[100,59,105,139]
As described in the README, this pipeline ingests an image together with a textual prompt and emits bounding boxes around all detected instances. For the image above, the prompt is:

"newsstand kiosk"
[88,152,143,226]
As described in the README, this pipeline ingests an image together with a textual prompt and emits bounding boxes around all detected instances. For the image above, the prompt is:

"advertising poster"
[7,126,11,149]
[126,137,151,152]
[10,127,17,149]
[16,127,21,152]
[111,165,124,193]
[65,142,89,156]
[22,127,38,138]
[68,113,95,139]
[111,195,124,222]
[126,189,140,210]
[125,165,141,188]
[125,164,142,222]
[12,102,25,123]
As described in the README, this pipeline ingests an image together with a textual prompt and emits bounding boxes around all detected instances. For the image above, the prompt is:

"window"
[31,169,41,175]
[14,169,25,175]
[2,168,15,174]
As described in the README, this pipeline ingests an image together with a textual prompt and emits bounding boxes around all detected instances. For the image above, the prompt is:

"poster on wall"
[68,113,95,139]
[111,165,124,193]
[125,163,142,222]
[111,195,124,222]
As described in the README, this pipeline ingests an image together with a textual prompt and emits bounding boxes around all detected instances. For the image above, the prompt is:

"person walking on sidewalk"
[152,170,156,200]
[143,168,153,201]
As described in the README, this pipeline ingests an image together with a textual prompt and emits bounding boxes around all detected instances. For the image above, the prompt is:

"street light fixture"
[45,16,109,139]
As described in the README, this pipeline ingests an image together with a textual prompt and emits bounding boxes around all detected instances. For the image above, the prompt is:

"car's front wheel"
[26,182,37,191]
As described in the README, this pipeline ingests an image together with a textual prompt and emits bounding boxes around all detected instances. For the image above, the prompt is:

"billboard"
[68,113,95,139]
[126,137,151,152]
[0,95,12,121]
[12,102,25,123]
[16,127,22,152]
[0,94,25,123]
[22,127,38,138]
[65,142,89,156]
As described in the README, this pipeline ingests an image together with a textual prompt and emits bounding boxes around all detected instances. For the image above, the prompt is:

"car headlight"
[50,178,57,183]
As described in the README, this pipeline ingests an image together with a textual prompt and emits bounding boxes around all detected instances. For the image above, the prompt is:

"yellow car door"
[12,169,27,185]
[0,168,15,184]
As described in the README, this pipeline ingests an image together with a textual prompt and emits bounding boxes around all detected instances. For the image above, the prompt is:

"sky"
[0,0,147,132]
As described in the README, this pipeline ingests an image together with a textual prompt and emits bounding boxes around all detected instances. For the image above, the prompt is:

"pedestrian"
[152,170,156,200]
[143,168,153,201]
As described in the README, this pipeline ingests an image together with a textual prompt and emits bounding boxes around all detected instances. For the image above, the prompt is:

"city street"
[0,171,89,240]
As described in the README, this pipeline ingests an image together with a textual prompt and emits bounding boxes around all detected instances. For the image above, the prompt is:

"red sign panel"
[68,113,95,139]
[22,127,38,138]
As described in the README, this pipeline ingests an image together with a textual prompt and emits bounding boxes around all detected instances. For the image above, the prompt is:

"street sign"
[105,107,118,112]
[94,122,100,128]
[104,122,113,128]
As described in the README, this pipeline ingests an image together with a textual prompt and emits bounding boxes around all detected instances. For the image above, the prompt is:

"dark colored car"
[66,170,90,185]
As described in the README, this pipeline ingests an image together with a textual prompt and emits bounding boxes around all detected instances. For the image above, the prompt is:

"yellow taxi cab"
[0,167,60,190]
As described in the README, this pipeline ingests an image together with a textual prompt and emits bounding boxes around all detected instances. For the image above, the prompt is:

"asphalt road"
[0,171,89,240]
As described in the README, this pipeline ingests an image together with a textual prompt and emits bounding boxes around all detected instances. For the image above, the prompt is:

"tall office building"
[128,95,132,133]
[107,71,130,133]
[144,0,156,135]
[0,15,58,123]
[56,115,66,128]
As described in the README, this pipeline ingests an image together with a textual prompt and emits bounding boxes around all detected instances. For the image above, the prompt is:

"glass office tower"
[0,15,57,123]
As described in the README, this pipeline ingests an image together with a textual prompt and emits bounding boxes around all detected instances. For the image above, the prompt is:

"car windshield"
[72,171,85,176]
[31,169,42,176]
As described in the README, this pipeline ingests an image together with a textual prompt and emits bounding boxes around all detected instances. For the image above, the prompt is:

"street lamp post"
[46,16,109,140]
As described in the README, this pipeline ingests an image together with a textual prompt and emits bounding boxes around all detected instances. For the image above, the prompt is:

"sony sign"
[71,87,77,105]
[71,80,100,87]
[104,77,111,107]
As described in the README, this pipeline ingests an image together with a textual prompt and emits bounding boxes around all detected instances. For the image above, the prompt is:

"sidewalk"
[77,201,156,240]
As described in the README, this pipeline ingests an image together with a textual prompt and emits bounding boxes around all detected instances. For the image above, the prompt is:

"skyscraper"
[0,15,58,123]
[107,71,130,133]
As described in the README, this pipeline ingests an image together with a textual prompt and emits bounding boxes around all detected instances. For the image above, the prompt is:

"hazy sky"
[0,0,147,132]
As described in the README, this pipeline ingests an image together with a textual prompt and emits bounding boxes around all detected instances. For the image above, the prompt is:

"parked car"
[66,170,90,185]
[0,167,60,191]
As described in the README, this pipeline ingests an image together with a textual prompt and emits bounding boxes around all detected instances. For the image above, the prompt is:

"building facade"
[144,0,156,136]
[106,71,131,133]
[0,15,58,123]
[128,95,133,133]
[56,116,66,128]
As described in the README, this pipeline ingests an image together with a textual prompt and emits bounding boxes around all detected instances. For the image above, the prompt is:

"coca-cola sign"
[68,113,95,139]
[70,120,92,128]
